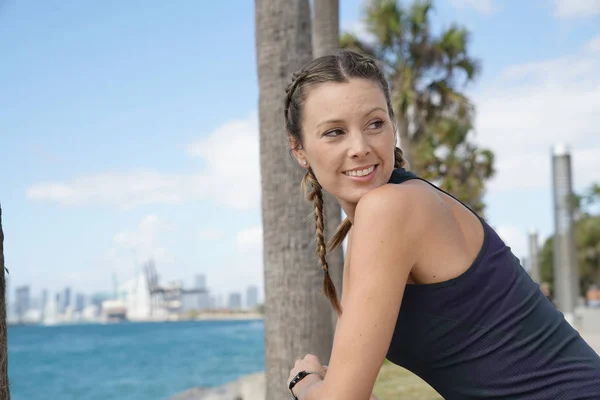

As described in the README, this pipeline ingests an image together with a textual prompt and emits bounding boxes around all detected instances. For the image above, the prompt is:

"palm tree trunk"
[0,205,10,400]
[312,0,344,321]
[312,0,339,58]
[255,1,335,400]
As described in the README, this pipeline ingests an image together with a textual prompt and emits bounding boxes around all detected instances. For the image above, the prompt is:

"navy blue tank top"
[386,168,600,399]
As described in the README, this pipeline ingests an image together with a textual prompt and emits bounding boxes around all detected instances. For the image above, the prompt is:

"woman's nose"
[348,133,370,159]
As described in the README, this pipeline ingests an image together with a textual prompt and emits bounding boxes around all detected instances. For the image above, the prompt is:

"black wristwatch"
[288,370,322,400]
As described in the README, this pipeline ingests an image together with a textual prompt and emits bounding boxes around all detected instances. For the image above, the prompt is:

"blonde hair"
[285,51,407,315]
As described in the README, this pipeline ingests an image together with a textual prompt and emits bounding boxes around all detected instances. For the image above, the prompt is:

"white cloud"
[26,170,196,209]
[448,0,496,14]
[101,218,264,299]
[236,225,263,252]
[586,35,600,53]
[553,0,600,18]
[473,34,600,193]
[186,113,260,210]
[341,20,377,46]
[26,113,260,211]
[113,215,166,250]
[104,215,173,283]
[198,229,225,240]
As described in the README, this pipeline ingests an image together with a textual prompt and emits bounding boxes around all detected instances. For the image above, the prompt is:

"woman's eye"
[324,129,343,137]
[368,120,385,130]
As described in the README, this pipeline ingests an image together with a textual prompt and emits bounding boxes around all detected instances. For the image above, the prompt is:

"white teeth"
[345,165,375,177]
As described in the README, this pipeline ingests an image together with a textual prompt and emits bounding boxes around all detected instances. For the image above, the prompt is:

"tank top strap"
[387,167,419,184]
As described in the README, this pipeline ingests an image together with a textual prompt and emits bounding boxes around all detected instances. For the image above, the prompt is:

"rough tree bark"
[312,0,339,59]
[255,1,336,399]
[0,205,10,400]
[312,0,345,321]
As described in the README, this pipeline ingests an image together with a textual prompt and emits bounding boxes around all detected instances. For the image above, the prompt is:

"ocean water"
[8,319,265,400]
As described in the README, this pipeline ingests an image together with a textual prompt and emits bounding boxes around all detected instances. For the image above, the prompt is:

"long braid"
[302,169,343,316]
[286,51,410,315]
[394,146,407,168]
[327,147,408,253]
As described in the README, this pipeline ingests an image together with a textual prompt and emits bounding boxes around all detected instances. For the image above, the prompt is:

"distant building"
[42,291,59,325]
[81,304,100,321]
[195,274,206,291]
[75,293,86,313]
[85,293,112,319]
[40,289,48,313]
[246,285,259,309]
[15,286,31,322]
[60,287,71,314]
[194,274,210,310]
[30,296,40,311]
[90,293,110,309]
[101,300,127,323]
[198,292,209,310]
[228,292,242,311]
[116,273,152,321]
[181,292,199,313]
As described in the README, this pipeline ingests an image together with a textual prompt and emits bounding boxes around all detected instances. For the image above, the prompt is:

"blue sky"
[1,0,599,305]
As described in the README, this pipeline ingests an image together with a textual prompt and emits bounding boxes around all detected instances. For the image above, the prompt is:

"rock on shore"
[168,372,265,400]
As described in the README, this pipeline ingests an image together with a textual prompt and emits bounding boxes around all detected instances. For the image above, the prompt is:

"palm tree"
[312,0,345,315]
[341,0,494,213]
[414,118,494,214]
[255,1,335,399]
[0,204,10,400]
[313,0,339,58]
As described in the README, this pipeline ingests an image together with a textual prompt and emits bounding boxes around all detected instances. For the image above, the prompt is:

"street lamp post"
[551,144,580,324]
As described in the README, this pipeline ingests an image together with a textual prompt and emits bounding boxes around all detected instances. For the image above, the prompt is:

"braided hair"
[284,51,407,315]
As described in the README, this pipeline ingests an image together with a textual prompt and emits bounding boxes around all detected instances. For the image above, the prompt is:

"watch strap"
[288,370,322,399]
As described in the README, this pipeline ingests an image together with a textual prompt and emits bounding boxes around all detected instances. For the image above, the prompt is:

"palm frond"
[365,0,404,49]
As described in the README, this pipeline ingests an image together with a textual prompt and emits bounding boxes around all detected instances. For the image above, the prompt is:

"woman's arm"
[295,184,428,400]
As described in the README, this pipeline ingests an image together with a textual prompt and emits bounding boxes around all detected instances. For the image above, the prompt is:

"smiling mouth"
[343,164,377,177]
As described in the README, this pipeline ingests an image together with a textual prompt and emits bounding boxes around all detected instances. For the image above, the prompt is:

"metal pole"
[551,144,580,323]
[528,229,540,283]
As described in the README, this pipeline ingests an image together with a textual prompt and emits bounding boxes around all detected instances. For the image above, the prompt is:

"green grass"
[373,360,442,400]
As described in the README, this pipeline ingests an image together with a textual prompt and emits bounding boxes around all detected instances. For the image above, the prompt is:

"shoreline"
[195,312,263,321]
[167,372,265,400]
[8,313,264,327]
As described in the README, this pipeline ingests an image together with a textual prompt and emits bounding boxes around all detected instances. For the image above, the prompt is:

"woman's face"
[292,78,396,210]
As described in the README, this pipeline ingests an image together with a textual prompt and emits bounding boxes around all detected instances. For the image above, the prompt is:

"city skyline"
[1,1,600,298]
[7,270,262,324]
[5,263,262,306]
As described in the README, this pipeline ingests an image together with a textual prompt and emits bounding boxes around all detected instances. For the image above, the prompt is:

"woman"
[284,51,600,400]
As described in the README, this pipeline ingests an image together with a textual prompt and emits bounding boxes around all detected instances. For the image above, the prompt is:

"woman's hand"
[287,354,327,398]
[287,355,380,400]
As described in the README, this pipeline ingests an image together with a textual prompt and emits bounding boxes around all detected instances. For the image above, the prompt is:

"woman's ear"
[288,135,309,169]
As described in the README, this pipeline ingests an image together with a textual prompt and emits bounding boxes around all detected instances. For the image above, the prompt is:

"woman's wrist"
[294,374,324,399]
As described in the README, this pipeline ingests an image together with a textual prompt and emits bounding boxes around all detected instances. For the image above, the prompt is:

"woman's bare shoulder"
[355,180,443,225]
